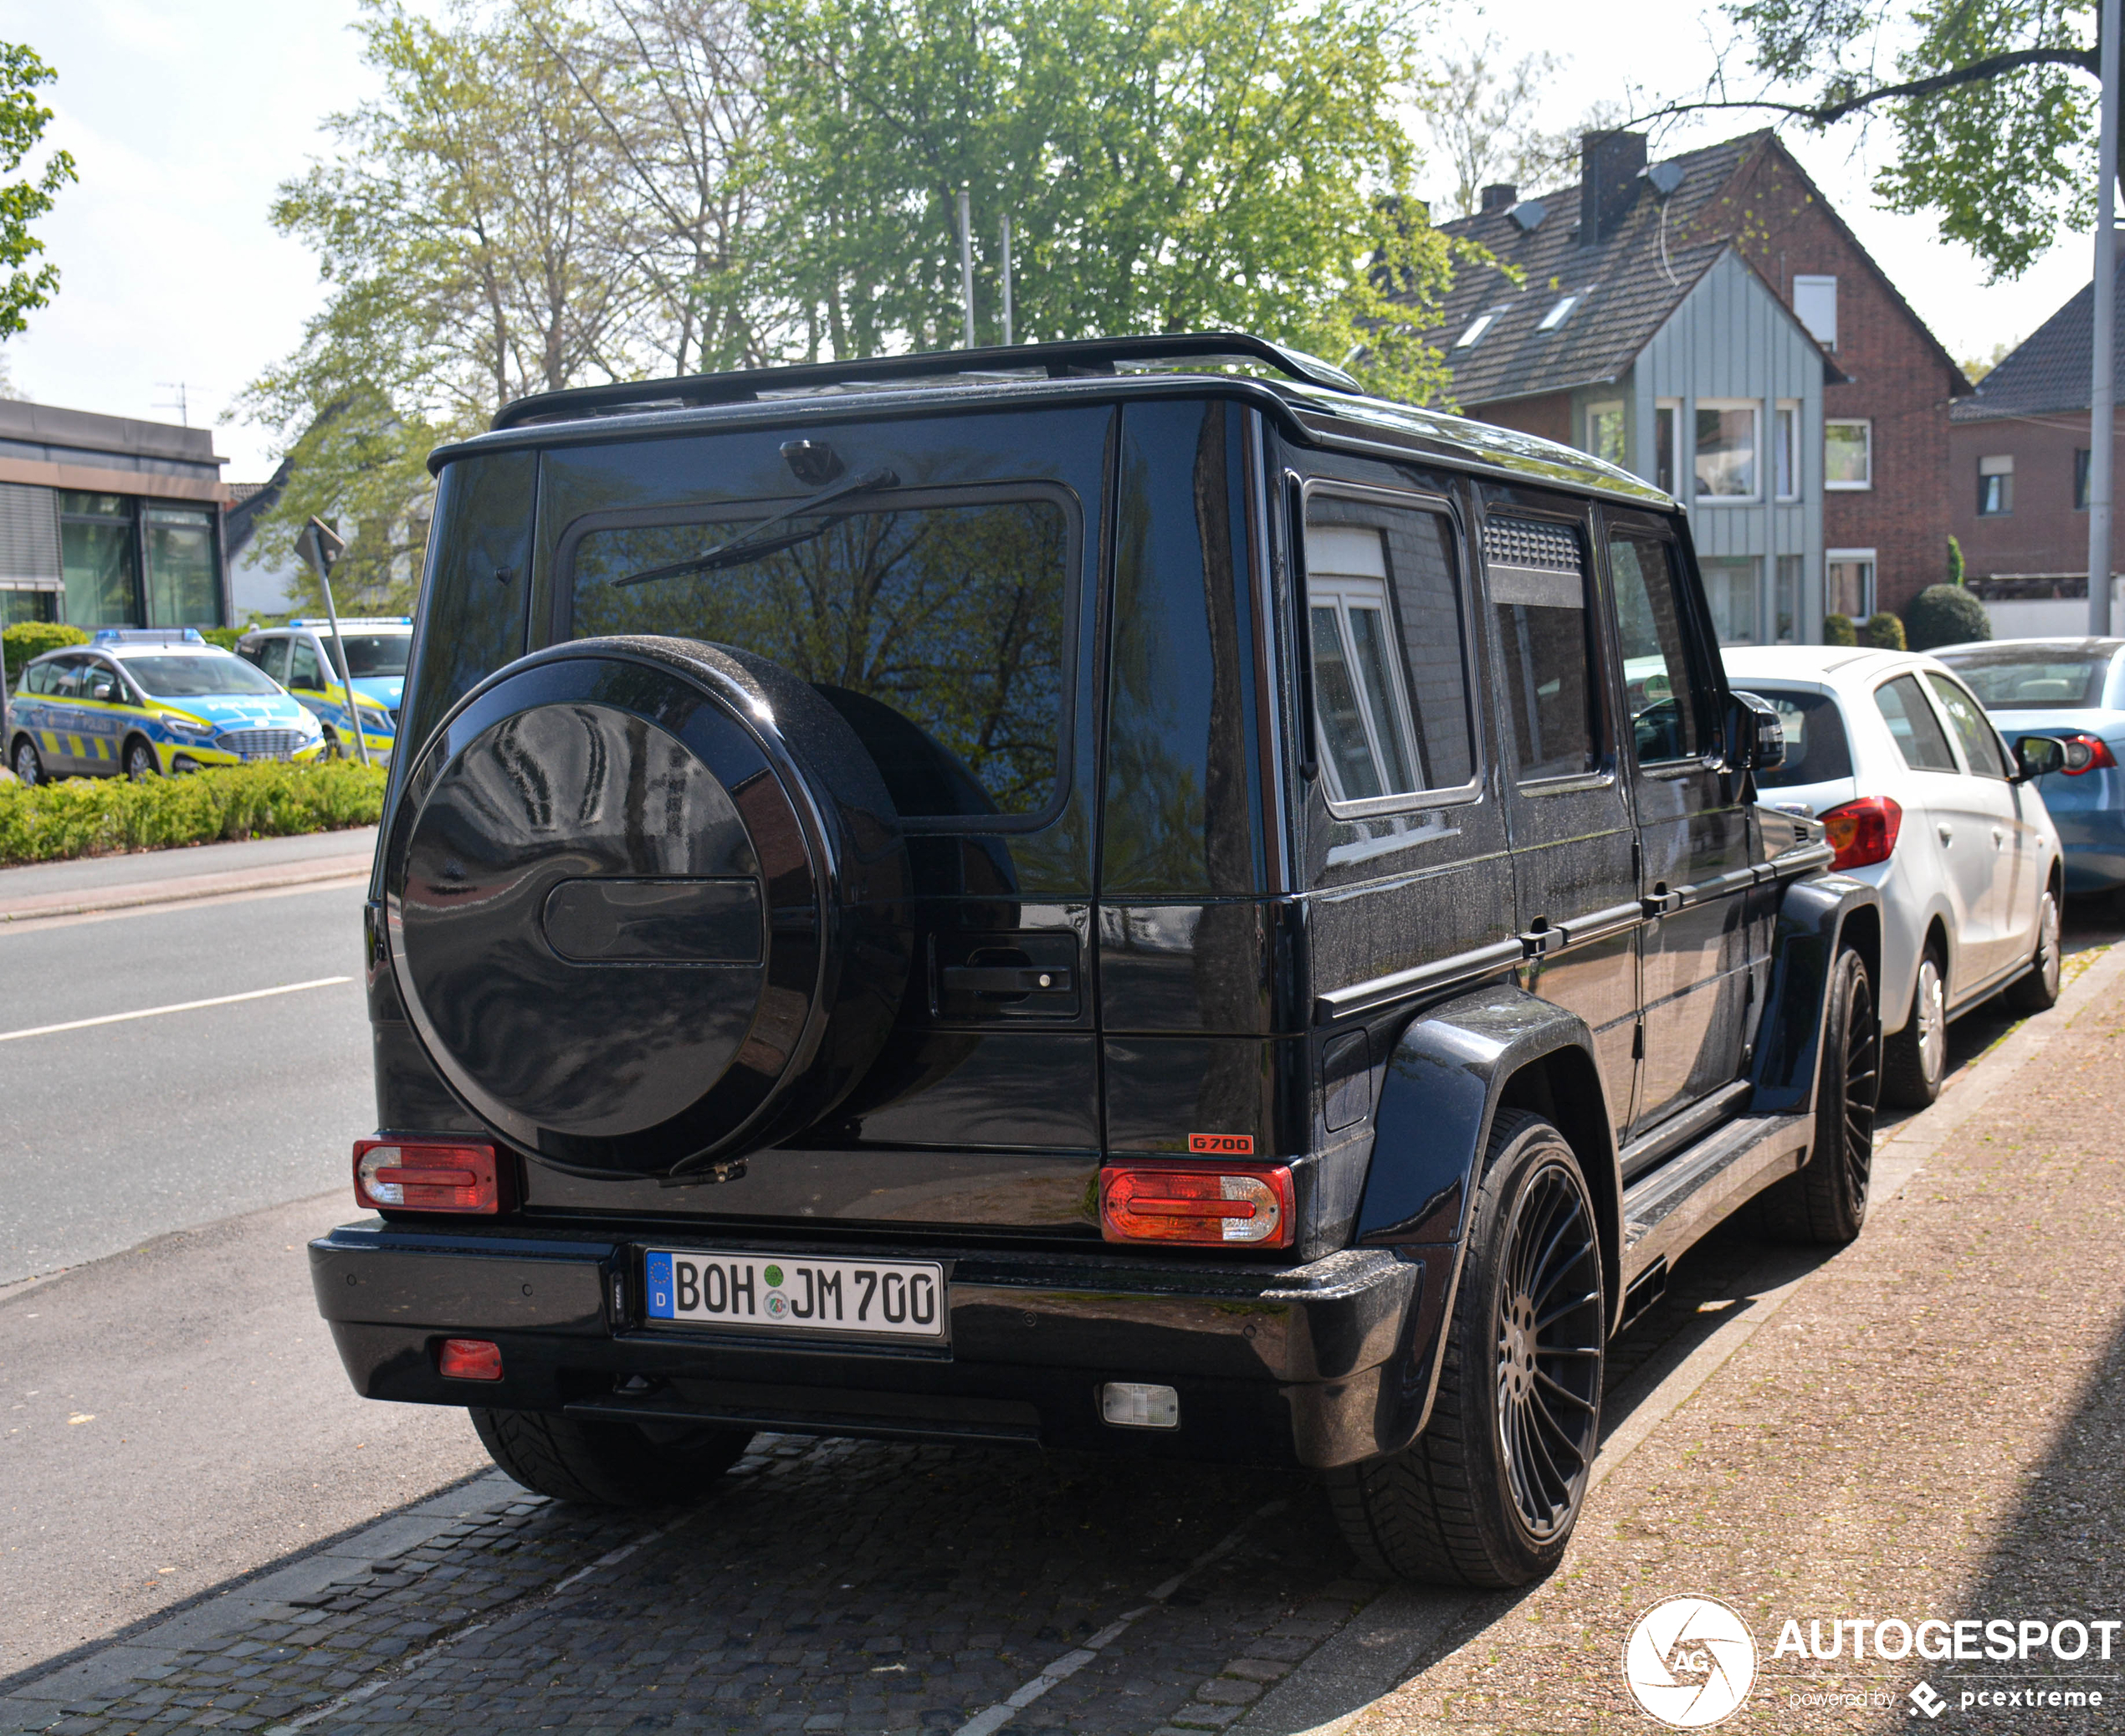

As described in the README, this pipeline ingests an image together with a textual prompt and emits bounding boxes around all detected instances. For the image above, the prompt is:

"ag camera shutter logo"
[1623,1595,1759,1727]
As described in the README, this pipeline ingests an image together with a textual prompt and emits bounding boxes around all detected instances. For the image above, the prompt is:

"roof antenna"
[1645,160,1687,289]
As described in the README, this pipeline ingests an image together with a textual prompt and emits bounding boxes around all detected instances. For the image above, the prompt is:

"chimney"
[1480,183,1518,214]
[1579,131,1647,244]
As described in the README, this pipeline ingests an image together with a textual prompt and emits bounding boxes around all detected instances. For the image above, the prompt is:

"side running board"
[1621,1112,1813,1286]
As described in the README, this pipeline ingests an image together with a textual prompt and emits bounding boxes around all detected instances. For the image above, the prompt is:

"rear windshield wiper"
[612,465,899,588]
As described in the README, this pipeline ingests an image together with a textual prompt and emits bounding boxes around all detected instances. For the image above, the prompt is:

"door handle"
[1991,826,2006,848]
[940,965,1073,996]
[1937,822,1953,847]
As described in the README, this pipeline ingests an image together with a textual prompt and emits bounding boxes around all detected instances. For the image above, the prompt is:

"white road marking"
[0,976,354,1043]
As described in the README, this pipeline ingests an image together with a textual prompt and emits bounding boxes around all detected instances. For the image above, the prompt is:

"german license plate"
[244,751,289,762]
[641,1249,945,1339]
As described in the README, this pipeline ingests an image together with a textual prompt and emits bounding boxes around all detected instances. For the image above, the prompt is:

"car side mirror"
[2013,734,2067,781]
[1728,689,1786,773]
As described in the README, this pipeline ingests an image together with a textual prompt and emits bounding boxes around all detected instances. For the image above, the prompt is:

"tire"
[1881,945,1946,1109]
[124,736,160,781]
[2001,884,2063,1014]
[469,1406,752,1507]
[11,735,44,786]
[1760,946,1877,1245]
[1326,1111,1605,1588]
[321,726,342,760]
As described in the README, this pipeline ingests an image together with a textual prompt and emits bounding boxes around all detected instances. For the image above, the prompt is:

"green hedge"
[0,760,387,866]
[1904,583,1992,651]
[1864,611,1908,651]
[3,622,90,683]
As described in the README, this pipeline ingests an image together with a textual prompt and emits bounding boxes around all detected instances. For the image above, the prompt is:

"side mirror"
[2013,734,2068,781]
[1729,689,1786,773]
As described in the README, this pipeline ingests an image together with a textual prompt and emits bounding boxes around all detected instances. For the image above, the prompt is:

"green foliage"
[1824,612,1859,647]
[197,627,243,651]
[0,42,76,338]
[1948,533,1966,586]
[1864,611,1908,651]
[0,761,387,866]
[3,619,85,682]
[1904,582,1994,650]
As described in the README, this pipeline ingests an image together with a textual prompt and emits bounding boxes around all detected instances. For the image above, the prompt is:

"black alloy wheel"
[2003,887,2063,1013]
[12,736,43,786]
[1763,945,1877,1244]
[125,737,160,781]
[1327,1111,1605,1587]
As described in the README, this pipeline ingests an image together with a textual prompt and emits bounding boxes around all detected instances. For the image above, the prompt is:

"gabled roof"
[1425,134,1770,406]
[1951,257,2125,422]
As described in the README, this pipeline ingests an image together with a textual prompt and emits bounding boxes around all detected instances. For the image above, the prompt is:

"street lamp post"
[2092,0,2120,635]
[295,515,371,769]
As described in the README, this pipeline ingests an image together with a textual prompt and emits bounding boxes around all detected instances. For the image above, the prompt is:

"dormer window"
[1454,310,1501,349]
[1538,294,1580,331]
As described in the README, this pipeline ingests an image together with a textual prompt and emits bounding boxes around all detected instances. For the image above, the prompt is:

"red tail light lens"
[438,1339,503,1380]
[354,1138,506,1213]
[2057,732,2117,775]
[1819,796,1902,871]
[1100,1161,1294,1247]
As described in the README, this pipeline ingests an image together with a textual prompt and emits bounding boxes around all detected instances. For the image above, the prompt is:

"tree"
[749,0,1467,402]
[1416,38,1626,217]
[1905,582,1992,648]
[0,42,77,340]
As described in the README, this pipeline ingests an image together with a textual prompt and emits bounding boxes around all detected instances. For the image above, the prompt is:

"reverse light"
[1819,795,1902,871]
[438,1339,503,1381]
[354,1138,506,1213]
[1100,1382,1180,1429]
[2056,732,2118,776]
[1099,1161,1294,1247]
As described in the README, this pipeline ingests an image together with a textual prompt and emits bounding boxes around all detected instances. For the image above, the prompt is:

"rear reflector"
[354,1138,506,1213]
[438,1339,503,1381]
[1819,795,1902,871]
[1100,1161,1294,1247]
[1100,1382,1180,1429]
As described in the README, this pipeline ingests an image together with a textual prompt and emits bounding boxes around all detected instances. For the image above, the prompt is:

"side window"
[260,638,292,683]
[47,657,84,699]
[23,660,51,695]
[289,640,325,692]
[1303,495,1474,806]
[1874,675,1959,771]
[83,663,120,704]
[1608,532,1709,763]
[1924,671,2010,778]
[1487,515,1600,782]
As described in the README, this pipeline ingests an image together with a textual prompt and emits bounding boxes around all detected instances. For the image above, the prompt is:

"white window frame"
[1698,555,1764,645]
[1538,294,1580,331]
[1453,310,1501,350]
[1978,453,2014,516]
[1693,399,1762,504]
[1306,531,1426,809]
[1585,400,1626,468]
[1774,401,1801,500]
[1825,417,1873,491]
[1794,274,1839,348]
[1826,548,1877,622]
[1653,399,1682,496]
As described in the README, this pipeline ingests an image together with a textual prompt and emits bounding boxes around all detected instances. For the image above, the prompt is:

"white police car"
[235,618,408,763]
[8,628,326,783]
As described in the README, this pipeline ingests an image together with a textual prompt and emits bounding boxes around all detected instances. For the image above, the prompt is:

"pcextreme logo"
[1623,1595,1759,1728]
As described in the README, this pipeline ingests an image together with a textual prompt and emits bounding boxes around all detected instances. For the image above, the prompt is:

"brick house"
[1426,130,1970,639]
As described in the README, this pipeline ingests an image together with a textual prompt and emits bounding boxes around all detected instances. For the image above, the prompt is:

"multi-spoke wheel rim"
[1494,1159,1603,1541]
[1915,956,1946,1085]
[1839,966,1879,1212]
[13,744,34,786]
[128,745,153,780]
[2037,894,2061,997]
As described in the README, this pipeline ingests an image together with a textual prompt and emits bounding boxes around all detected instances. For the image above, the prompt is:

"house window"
[1827,551,1876,621]
[1978,454,2014,515]
[1700,555,1762,643]
[1775,402,1800,499]
[1793,274,1838,347]
[1454,310,1500,349]
[1538,294,1580,331]
[2076,448,2092,511]
[1825,420,1872,490]
[1655,401,1680,495]
[1775,554,1804,643]
[58,491,139,628]
[1585,401,1626,467]
[1695,402,1759,501]
[1303,521,1429,804]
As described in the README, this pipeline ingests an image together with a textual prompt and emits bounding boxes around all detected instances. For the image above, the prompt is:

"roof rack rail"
[490,331,1363,431]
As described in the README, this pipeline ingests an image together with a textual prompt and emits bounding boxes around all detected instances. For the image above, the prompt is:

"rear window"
[1738,687,1852,788]
[1938,649,2112,709]
[565,488,1073,821]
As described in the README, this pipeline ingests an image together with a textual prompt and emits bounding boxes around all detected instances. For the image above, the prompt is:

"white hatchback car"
[1723,646,2066,1107]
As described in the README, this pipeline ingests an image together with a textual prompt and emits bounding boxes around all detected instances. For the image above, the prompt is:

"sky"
[0,0,2102,480]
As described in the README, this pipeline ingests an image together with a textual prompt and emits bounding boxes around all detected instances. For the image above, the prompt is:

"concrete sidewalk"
[0,827,376,923]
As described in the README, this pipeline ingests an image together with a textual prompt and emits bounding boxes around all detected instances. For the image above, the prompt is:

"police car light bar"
[90,627,206,645]
[288,617,412,628]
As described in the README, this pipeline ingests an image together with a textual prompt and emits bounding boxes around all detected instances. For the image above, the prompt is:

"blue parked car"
[235,618,409,763]
[8,628,326,784]
[1934,638,2125,898]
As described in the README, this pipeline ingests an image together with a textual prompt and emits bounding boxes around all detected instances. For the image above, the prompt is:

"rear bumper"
[309,1221,1451,1470]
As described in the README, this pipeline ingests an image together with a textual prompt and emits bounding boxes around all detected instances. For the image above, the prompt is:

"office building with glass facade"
[0,399,231,629]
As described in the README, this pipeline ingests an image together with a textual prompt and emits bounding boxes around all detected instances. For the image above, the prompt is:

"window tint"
[1609,533,1706,762]
[1874,675,1959,771]
[1304,499,1473,805]
[1490,516,1600,781]
[1941,651,2110,709]
[1925,671,2010,777]
[261,637,291,683]
[325,633,411,679]
[1742,687,1852,787]
[289,640,325,692]
[569,492,1071,819]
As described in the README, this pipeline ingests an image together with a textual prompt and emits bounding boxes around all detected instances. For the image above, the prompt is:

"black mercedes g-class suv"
[310,332,1882,1588]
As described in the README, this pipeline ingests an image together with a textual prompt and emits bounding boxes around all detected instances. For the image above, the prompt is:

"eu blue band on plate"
[645,1250,674,1319]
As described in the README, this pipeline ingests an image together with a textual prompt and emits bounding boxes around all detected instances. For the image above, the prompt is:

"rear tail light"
[438,1339,503,1380]
[2057,732,2117,775]
[354,1138,507,1213]
[1099,1161,1294,1247]
[1819,795,1902,871]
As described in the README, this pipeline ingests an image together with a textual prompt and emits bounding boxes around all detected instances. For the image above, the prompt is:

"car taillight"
[1100,1161,1294,1248]
[2056,732,2118,775]
[354,1138,506,1213]
[1819,796,1902,871]
[438,1339,503,1380]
